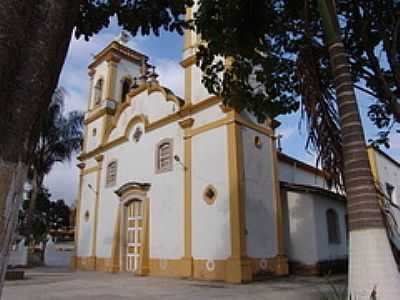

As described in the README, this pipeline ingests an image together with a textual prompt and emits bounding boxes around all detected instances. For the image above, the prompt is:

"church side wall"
[279,161,327,189]
[191,126,231,260]
[241,127,277,258]
[283,191,318,265]
[375,151,400,206]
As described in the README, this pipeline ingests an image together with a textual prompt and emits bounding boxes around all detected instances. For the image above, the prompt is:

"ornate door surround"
[114,182,151,275]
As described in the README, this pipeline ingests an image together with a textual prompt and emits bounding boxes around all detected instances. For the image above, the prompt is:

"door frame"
[115,182,150,275]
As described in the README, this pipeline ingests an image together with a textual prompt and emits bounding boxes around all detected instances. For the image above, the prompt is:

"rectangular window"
[155,138,173,174]
[106,161,118,187]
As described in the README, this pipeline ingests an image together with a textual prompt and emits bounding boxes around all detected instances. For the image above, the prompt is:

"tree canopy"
[75,0,194,40]
[195,0,400,186]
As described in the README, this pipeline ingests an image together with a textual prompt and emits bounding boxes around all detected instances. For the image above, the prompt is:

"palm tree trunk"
[317,1,400,299]
[0,1,79,296]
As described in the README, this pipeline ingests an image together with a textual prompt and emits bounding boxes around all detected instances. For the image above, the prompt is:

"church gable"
[106,82,184,143]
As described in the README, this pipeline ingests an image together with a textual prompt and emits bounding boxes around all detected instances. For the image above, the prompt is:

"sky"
[44,20,400,206]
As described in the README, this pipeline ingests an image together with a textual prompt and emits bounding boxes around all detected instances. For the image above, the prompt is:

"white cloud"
[154,58,184,97]
[277,126,296,140]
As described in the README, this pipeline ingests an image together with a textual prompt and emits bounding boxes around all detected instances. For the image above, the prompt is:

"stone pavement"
[3,267,346,300]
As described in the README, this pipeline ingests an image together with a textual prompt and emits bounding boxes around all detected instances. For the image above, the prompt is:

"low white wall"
[284,191,318,265]
[283,190,347,265]
[45,240,74,267]
[313,195,347,262]
[8,239,28,267]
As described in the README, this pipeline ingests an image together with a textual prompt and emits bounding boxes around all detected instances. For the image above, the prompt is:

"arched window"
[106,161,118,187]
[94,78,103,106]
[155,138,173,174]
[326,209,341,244]
[121,78,132,103]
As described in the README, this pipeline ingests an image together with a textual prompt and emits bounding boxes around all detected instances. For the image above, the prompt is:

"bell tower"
[180,3,212,105]
[82,37,149,154]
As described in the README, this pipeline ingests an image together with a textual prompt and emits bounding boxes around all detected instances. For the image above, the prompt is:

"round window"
[203,185,218,205]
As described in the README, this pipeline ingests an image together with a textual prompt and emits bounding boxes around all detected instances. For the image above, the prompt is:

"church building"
[73,6,399,283]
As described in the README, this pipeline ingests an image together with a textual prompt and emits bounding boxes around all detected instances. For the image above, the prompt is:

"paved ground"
[3,267,346,300]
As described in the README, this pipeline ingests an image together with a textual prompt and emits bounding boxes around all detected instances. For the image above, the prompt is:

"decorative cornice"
[219,104,233,113]
[88,41,148,69]
[79,96,222,161]
[84,105,116,125]
[180,55,197,68]
[95,154,104,162]
[105,53,121,64]
[179,118,195,129]
[114,181,151,197]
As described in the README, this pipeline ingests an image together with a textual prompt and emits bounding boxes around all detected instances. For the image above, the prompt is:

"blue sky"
[44,20,400,206]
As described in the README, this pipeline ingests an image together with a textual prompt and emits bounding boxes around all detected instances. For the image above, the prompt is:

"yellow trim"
[84,107,108,125]
[235,114,273,137]
[187,116,232,138]
[182,118,194,277]
[87,72,95,111]
[184,64,192,104]
[101,83,186,139]
[219,104,233,114]
[75,256,96,270]
[88,41,148,70]
[75,255,286,281]
[137,197,150,276]
[82,166,99,176]
[78,136,128,161]
[183,7,194,50]
[91,155,104,267]
[192,259,227,281]
[367,147,380,183]
[179,118,195,129]
[98,58,119,146]
[147,82,185,106]
[123,114,149,138]
[109,209,121,273]
[226,111,252,283]
[180,55,197,68]
[79,96,222,161]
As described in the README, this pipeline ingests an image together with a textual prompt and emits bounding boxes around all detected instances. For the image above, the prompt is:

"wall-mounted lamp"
[88,184,98,195]
[174,155,187,170]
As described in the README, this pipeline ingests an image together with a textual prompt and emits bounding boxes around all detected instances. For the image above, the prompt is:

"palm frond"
[296,41,343,189]
[31,87,84,180]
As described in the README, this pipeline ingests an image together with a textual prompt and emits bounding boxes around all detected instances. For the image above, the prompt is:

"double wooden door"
[126,200,143,272]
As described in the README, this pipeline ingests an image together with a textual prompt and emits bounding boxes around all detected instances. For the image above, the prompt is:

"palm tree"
[316,1,400,299]
[24,88,83,247]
